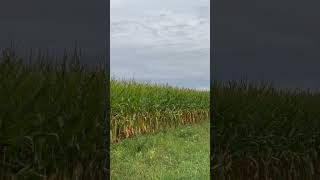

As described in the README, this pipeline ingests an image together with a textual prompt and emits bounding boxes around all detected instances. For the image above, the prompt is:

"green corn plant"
[110,79,209,143]
[0,49,108,179]
[212,80,320,179]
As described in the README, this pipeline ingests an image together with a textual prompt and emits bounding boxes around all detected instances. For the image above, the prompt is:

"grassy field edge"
[111,120,210,179]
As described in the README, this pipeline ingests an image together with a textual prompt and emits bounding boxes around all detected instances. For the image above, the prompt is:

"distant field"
[212,80,320,179]
[111,121,210,180]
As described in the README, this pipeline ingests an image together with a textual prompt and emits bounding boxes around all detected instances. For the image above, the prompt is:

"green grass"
[212,80,320,179]
[111,121,210,180]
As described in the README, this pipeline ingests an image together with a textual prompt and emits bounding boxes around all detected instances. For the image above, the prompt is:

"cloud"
[111,11,209,51]
[111,0,209,89]
[111,0,125,8]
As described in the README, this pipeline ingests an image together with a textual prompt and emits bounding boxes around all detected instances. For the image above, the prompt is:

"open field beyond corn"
[212,80,320,179]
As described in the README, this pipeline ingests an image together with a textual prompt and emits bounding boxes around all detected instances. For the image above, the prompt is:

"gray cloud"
[111,0,209,90]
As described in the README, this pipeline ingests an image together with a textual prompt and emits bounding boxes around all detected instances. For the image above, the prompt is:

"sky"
[215,0,320,90]
[2,0,320,90]
[111,0,210,90]
[0,0,107,62]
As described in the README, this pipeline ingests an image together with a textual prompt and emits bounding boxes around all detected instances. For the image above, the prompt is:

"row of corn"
[110,79,210,143]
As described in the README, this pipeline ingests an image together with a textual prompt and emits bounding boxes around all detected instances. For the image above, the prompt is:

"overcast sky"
[0,0,107,63]
[111,0,210,90]
[215,0,320,90]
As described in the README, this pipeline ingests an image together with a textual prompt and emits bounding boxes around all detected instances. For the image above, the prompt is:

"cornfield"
[6,47,318,179]
[110,79,210,143]
[212,80,320,179]
[0,49,108,179]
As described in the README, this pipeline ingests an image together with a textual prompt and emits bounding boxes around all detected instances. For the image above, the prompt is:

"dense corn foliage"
[111,80,209,143]
[0,50,108,179]
[212,80,320,179]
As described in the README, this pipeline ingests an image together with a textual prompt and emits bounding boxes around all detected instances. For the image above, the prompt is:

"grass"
[111,121,210,180]
[0,49,108,179]
[212,80,320,179]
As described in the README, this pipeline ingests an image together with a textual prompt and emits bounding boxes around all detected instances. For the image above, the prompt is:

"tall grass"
[0,49,108,179]
[212,80,320,179]
[110,79,209,143]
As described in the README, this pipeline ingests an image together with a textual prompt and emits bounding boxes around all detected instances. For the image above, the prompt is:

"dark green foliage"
[0,49,108,179]
[212,80,320,179]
